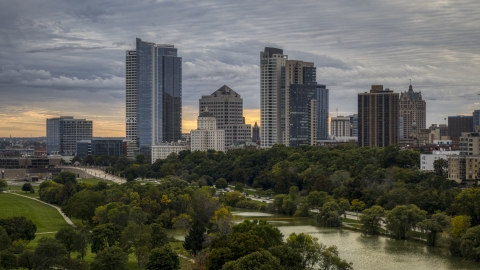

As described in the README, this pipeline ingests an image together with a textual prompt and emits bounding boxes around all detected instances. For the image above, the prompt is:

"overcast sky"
[1,0,479,137]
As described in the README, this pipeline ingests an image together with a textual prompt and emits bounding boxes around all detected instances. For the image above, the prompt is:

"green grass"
[0,193,70,233]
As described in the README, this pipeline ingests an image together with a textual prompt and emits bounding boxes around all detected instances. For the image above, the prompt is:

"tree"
[33,237,68,270]
[450,215,472,238]
[18,250,34,270]
[268,244,303,270]
[350,199,366,216]
[22,183,32,193]
[121,224,152,267]
[150,223,169,249]
[72,156,82,164]
[433,158,449,177]
[0,216,37,242]
[0,180,7,192]
[0,226,11,251]
[385,204,426,240]
[232,220,283,249]
[215,178,228,189]
[359,206,385,235]
[0,250,17,269]
[64,190,105,224]
[146,245,180,270]
[285,233,323,270]
[90,246,129,270]
[306,191,334,212]
[210,208,233,235]
[417,213,451,246]
[91,223,122,253]
[55,227,77,257]
[317,202,343,227]
[183,220,206,255]
[453,188,480,225]
[53,171,77,185]
[172,214,193,236]
[222,250,280,270]
[338,198,350,218]
[460,225,480,261]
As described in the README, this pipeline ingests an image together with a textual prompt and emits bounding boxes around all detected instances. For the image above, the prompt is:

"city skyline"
[1,0,480,137]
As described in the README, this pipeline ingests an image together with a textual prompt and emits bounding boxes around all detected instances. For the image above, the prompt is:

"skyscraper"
[473,110,480,130]
[46,116,92,155]
[358,85,399,147]
[190,110,225,152]
[349,114,358,137]
[260,47,328,147]
[126,38,182,157]
[331,116,351,137]
[199,85,251,148]
[260,47,287,148]
[252,122,260,143]
[399,84,426,139]
[125,50,137,158]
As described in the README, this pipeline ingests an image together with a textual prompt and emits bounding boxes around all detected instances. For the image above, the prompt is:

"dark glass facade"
[136,38,182,149]
[76,139,123,158]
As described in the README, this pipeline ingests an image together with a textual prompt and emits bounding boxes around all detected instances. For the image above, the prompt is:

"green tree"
[55,227,77,257]
[121,224,152,267]
[0,226,11,251]
[215,178,228,189]
[453,188,480,225]
[18,249,34,270]
[0,250,17,269]
[33,237,68,270]
[285,233,323,270]
[232,220,283,249]
[417,212,450,246]
[338,198,350,218]
[350,199,366,216]
[385,204,426,240]
[359,206,385,235]
[53,171,77,185]
[433,158,449,177]
[90,246,129,270]
[72,156,82,164]
[64,190,105,224]
[0,216,37,242]
[22,183,32,193]
[146,245,180,270]
[222,250,280,270]
[460,225,480,261]
[317,202,343,227]
[268,244,303,270]
[306,191,334,212]
[91,223,122,253]
[150,223,169,249]
[0,180,7,192]
[183,220,206,255]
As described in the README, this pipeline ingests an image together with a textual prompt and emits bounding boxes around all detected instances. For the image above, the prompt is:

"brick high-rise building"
[358,85,399,147]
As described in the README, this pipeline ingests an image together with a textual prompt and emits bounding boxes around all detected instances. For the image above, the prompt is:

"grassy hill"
[0,193,70,233]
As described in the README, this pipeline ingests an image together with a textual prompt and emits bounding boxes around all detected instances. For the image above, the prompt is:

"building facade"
[349,114,358,137]
[473,110,480,130]
[190,111,225,152]
[331,116,351,137]
[125,50,137,159]
[199,85,251,148]
[76,139,124,158]
[252,122,260,143]
[46,116,92,155]
[399,84,426,139]
[448,116,473,140]
[130,38,182,155]
[358,85,399,147]
[448,155,480,183]
[151,143,188,163]
[420,151,459,172]
[459,127,480,155]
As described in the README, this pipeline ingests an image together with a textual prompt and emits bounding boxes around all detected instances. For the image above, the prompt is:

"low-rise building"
[151,143,188,163]
[448,155,480,183]
[420,151,459,172]
[459,128,480,155]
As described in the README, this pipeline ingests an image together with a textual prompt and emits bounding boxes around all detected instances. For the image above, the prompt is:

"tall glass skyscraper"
[129,38,182,153]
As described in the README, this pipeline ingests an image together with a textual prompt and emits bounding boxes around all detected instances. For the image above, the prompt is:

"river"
[231,210,478,270]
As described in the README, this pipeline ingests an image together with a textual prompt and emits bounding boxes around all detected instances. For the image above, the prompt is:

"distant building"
[358,85,399,147]
[448,116,473,150]
[252,122,260,143]
[76,139,124,158]
[349,114,358,137]
[190,110,225,152]
[459,127,480,155]
[399,84,426,139]
[331,116,350,137]
[448,155,480,183]
[46,116,92,155]
[429,124,449,138]
[227,140,260,150]
[199,85,251,148]
[151,142,188,163]
[473,110,480,130]
[420,151,459,172]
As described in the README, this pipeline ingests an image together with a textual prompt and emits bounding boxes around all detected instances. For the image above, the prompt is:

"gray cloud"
[0,0,479,135]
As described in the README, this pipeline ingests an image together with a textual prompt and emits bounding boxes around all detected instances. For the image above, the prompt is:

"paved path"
[61,166,125,184]
[11,193,76,227]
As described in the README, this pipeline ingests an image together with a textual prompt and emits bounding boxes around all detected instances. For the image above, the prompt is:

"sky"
[0,0,479,137]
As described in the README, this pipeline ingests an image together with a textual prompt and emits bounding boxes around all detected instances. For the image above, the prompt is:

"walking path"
[11,193,76,227]
[60,166,125,184]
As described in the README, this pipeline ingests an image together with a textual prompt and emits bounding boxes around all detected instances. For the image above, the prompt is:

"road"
[60,166,125,184]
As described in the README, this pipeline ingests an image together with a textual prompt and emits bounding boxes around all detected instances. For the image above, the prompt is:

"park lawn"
[0,193,70,233]
[11,190,40,198]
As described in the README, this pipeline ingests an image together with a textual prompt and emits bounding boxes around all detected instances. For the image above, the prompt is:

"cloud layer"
[1,0,479,136]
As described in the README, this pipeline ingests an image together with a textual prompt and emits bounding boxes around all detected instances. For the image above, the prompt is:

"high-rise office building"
[190,110,225,152]
[260,47,287,148]
[358,85,399,147]
[448,115,473,146]
[349,114,358,137]
[76,139,124,158]
[199,85,251,148]
[252,122,260,143]
[260,47,328,147]
[46,116,92,155]
[399,84,426,139]
[473,110,480,130]
[125,50,137,159]
[126,38,182,158]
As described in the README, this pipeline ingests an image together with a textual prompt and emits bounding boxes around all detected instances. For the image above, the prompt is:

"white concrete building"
[330,116,350,137]
[151,143,188,163]
[190,111,225,152]
[420,151,459,172]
